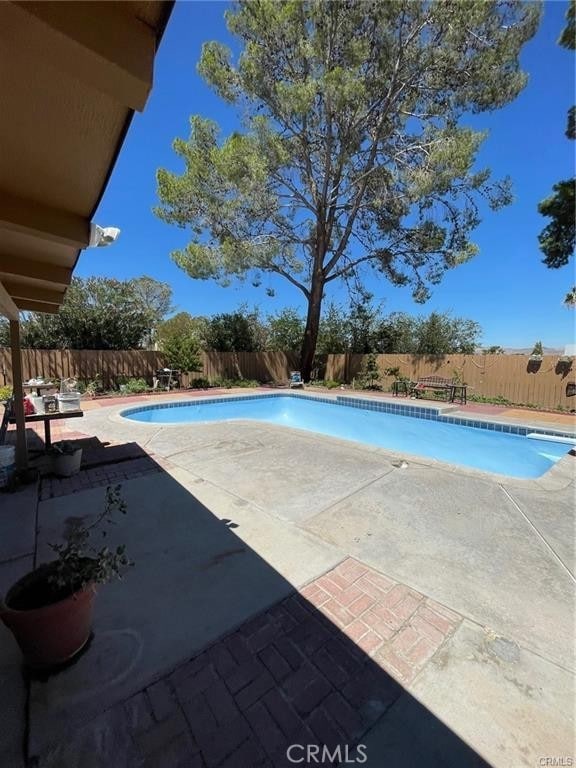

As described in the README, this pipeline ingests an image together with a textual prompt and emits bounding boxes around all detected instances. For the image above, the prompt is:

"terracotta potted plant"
[50,440,83,477]
[0,485,131,669]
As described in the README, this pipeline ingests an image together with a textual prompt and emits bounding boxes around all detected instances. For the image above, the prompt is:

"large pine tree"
[156,0,540,378]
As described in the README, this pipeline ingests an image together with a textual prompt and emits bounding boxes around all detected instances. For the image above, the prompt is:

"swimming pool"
[122,394,573,479]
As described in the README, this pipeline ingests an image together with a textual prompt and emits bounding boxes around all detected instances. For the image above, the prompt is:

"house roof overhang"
[0,0,174,319]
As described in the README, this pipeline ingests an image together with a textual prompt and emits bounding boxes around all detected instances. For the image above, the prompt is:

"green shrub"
[190,377,211,389]
[0,385,12,403]
[306,379,342,389]
[122,378,149,394]
[162,335,202,373]
[212,377,259,388]
[230,378,259,388]
[358,354,381,390]
[78,374,103,397]
[468,394,511,405]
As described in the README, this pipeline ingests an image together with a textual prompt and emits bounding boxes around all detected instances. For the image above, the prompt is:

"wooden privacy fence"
[0,348,167,389]
[0,348,574,410]
[324,353,575,410]
[201,350,300,383]
[0,348,301,390]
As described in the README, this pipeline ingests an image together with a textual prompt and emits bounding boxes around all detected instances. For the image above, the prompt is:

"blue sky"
[86,1,576,348]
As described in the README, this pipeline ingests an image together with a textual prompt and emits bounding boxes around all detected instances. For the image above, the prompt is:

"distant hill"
[502,347,563,355]
[475,346,566,355]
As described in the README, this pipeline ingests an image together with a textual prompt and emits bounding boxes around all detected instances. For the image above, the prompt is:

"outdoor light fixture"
[88,223,121,248]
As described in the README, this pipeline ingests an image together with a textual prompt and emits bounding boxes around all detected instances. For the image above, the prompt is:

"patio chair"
[289,371,304,388]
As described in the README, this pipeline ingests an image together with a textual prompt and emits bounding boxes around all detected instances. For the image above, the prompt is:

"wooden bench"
[0,398,84,450]
[410,376,455,403]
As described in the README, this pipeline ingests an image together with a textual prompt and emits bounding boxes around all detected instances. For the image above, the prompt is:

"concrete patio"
[0,391,574,767]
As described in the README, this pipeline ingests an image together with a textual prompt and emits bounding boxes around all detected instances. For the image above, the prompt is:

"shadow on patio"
[0,447,491,767]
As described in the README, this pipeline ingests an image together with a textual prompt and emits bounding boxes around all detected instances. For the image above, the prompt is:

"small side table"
[450,384,468,405]
[392,380,411,397]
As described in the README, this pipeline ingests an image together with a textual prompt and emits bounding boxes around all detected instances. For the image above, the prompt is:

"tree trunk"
[300,275,324,381]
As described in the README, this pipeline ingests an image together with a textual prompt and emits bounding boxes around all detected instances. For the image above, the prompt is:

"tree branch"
[325,253,381,282]
[270,266,310,298]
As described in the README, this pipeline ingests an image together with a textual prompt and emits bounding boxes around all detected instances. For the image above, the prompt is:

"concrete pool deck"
[0,390,574,766]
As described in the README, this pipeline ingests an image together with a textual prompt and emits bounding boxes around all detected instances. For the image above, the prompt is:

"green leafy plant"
[121,378,149,394]
[0,385,12,403]
[564,286,576,307]
[530,341,544,358]
[13,276,172,351]
[309,379,342,389]
[47,485,131,596]
[211,377,259,388]
[162,334,202,373]
[78,373,102,398]
[358,354,381,390]
[189,377,211,389]
[203,310,265,352]
[468,394,512,405]
[452,367,467,385]
[48,440,80,457]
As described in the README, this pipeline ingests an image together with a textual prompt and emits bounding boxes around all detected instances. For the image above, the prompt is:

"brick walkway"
[113,558,461,767]
[39,454,166,500]
[4,417,172,500]
[38,440,175,499]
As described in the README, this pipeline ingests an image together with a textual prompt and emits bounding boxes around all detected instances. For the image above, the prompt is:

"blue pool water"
[122,395,572,479]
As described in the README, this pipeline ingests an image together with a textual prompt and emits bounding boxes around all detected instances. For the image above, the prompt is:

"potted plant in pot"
[50,440,83,477]
[0,485,131,669]
[529,341,544,362]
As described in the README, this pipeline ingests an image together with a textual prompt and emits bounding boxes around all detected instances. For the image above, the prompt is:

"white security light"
[88,224,121,248]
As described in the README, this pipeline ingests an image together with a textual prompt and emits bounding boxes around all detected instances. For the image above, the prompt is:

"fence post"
[9,321,28,469]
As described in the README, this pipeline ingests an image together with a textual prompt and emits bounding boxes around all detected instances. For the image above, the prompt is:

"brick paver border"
[39,453,169,500]
[104,558,463,768]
